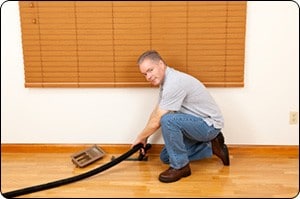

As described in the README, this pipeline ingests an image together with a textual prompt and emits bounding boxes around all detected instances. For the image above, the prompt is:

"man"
[132,50,230,183]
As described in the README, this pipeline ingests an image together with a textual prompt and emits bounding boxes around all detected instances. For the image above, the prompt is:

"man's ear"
[158,60,165,68]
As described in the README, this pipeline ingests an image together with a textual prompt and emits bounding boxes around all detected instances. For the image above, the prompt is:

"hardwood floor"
[1,144,299,198]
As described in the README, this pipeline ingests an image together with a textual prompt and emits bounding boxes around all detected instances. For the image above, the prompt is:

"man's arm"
[132,104,169,147]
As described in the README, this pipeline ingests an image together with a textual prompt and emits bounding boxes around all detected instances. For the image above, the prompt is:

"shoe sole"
[217,132,225,145]
[222,144,230,166]
[213,133,230,166]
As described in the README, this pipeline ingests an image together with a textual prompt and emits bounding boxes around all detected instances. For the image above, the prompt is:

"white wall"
[1,1,299,145]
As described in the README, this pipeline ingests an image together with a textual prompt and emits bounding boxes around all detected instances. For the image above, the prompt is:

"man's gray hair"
[137,50,166,65]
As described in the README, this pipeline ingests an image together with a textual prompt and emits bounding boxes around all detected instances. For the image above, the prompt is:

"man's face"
[139,59,165,86]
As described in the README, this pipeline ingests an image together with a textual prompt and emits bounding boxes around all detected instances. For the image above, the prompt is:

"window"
[19,1,247,88]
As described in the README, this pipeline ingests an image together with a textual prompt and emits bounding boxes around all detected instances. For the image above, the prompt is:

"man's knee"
[160,113,175,125]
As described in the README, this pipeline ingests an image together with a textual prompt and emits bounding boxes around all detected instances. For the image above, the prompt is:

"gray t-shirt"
[159,67,224,129]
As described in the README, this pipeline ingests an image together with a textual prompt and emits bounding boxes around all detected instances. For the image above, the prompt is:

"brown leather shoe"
[211,132,230,166]
[159,164,191,183]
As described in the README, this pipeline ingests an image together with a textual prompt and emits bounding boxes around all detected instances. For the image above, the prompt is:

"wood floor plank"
[1,144,299,198]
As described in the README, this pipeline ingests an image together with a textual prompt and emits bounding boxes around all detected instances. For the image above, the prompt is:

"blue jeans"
[159,113,221,169]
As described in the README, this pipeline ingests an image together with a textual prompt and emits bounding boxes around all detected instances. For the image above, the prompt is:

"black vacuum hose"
[2,143,151,198]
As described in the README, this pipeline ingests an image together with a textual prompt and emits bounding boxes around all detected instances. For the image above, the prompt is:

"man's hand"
[131,136,147,154]
[132,139,146,148]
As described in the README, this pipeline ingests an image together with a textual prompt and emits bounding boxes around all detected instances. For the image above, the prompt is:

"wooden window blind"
[19,1,247,88]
